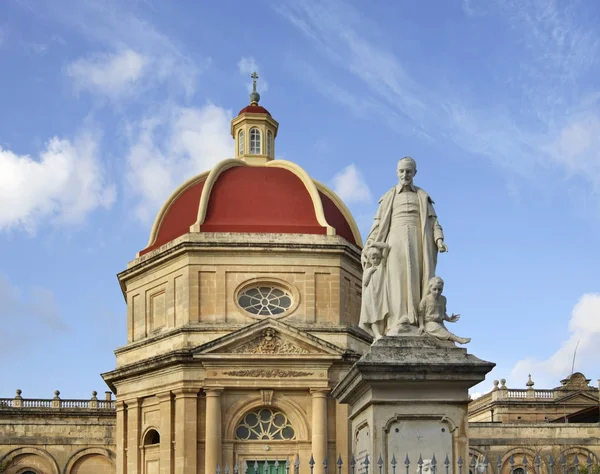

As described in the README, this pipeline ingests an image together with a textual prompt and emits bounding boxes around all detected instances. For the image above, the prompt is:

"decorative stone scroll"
[222,369,313,378]
[230,328,310,354]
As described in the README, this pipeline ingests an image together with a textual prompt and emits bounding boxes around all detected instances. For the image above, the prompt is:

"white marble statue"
[359,242,389,340]
[418,277,470,345]
[360,156,447,337]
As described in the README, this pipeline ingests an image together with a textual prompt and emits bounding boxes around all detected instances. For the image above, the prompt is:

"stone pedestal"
[332,336,494,472]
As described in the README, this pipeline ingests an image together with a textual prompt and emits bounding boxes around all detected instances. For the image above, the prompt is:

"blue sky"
[1,0,599,400]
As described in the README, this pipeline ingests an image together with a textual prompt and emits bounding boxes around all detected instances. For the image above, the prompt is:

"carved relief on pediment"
[229,328,310,355]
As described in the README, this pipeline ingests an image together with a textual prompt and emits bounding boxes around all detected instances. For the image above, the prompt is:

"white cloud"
[0,133,115,233]
[237,56,269,93]
[331,164,372,204]
[509,293,600,388]
[67,49,146,98]
[546,114,600,185]
[126,103,233,222]
[22,0,206,98]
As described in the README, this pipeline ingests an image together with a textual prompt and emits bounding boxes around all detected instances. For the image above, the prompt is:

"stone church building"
[0,88,598,474]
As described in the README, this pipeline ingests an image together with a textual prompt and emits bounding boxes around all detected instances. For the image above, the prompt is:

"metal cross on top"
[251,72,259,92]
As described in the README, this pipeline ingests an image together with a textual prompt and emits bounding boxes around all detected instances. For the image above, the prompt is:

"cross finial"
[251,72,259,92]
[249,71,260,105]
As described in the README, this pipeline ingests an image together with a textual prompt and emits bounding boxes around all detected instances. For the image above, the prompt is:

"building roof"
[238,104,271,116]
[139,159,363,256]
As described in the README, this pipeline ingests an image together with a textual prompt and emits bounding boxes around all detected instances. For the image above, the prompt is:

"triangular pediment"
[193,318,347,357]
[553,391,599,405]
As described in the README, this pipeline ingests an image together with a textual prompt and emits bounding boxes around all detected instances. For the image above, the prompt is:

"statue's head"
[428,276,444,297]
[418,460,433,474]
[397,156,417,186]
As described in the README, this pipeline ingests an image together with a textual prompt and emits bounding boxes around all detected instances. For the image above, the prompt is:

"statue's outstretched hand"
[448,313,460,322]
[437,239,448,252]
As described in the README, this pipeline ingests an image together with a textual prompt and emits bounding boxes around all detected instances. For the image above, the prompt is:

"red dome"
[238,105,271,116]
[140,161,362,256]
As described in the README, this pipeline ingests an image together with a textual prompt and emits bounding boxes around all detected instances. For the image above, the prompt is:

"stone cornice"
[117,233,362,296]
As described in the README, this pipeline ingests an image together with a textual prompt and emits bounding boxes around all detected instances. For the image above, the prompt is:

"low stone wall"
[0,400,116,474]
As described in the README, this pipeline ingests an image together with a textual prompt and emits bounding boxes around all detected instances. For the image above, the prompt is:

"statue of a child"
[418,276,471,345]
[359,242,389,341]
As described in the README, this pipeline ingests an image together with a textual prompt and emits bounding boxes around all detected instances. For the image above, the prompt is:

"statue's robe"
[360,265,386,327]
[363,184,444,331]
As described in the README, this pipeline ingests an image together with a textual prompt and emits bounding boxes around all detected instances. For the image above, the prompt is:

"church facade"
[0,85,598,474]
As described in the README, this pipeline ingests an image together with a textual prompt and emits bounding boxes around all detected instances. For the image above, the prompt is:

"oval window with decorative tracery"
[235,407,296,440]
[238,286,293,316]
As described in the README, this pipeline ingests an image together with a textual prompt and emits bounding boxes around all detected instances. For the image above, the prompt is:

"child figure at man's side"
[359,242,389,341]
[418,276,471,345]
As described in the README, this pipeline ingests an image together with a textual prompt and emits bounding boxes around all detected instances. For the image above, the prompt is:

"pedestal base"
[332,336,494,472]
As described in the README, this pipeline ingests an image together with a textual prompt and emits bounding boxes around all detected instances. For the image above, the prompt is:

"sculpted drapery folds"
[360,157,447,340]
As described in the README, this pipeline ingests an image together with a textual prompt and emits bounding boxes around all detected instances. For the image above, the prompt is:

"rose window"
[237,286,293,316]
[235,407,296,440]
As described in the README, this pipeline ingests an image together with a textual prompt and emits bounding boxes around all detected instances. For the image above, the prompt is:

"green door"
[246,460,288,474]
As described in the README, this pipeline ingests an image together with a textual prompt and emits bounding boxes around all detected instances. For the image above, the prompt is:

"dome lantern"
[231,71,279,165]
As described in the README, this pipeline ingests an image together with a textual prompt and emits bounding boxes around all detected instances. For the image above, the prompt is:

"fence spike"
[295,455,300,474]
[548,455,554,474]
[274,460,280,469]
[217,464,221,474]
[404,454,410,466]
[471,456,477,468]
[286,459,290,474]
[338,456,344,467]
[225,464,230,474]
[457,457,463,474]
[444,455,450,474]
[310,455,315,467]
[234,463,239,474]
[324,457,329,474]
[587,454,593,473]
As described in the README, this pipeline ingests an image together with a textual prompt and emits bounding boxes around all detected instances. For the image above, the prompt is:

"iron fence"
[215,452,598,474]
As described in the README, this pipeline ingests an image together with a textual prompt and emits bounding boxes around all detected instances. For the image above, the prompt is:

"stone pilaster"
[311,389,329,468]
[174,388,199,474]
[126,399,141,474]
[158,392,173,474]
[116,401,127,474]
[204,388,224,474]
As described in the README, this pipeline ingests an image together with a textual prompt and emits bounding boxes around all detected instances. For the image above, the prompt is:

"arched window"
[235,407,296,440]
[238,130,245,156]
[267,130,273,157]
[250,128,261,154]
[143,429,160,445]
[512,469,525,474]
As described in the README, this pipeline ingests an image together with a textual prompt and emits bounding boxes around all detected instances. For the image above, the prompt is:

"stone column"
[158,392,173,474]
[204,388,224,474]
[126,399,141,474]
[174,388,199,474]
[115,401,127,474]
[311,389,329,468]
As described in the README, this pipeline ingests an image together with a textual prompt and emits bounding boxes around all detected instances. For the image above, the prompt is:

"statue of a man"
[360,156,447,337]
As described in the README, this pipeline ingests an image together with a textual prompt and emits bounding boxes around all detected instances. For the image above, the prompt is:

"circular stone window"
[237,285,294,316]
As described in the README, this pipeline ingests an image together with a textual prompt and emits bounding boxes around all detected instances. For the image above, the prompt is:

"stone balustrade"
[0,389,116,410]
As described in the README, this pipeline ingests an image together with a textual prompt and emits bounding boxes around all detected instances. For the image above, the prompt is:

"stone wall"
[0,397,116,474]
